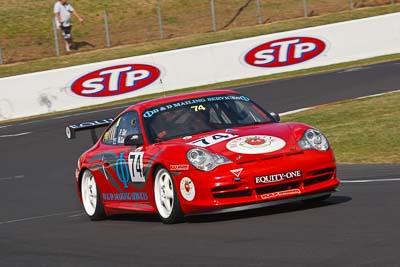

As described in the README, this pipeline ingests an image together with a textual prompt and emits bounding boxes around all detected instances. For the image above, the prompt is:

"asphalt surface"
[1,60,400,266]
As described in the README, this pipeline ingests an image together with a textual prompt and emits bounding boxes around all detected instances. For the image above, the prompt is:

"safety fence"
[0,0,396,64]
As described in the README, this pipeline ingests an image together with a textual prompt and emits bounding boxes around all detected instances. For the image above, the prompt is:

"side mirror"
[270,112,280,122]
[124,134,144,146]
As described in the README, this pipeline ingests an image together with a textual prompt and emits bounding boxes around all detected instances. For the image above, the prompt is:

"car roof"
[125,89,239,112]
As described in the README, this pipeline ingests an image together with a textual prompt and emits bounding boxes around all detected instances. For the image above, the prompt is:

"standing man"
[54,0,84,52]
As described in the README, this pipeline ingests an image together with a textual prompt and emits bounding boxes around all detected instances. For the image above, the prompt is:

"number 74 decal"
[128,152,145,182]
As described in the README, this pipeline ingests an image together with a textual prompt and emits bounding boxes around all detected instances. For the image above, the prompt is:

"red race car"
[66,90,340,224]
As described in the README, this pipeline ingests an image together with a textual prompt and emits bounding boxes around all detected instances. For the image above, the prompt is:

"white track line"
[0,132,32,138]
[0,175,24,181]
[0,210,82,225]
[338,66,372,73]
[281,89,400,117]
[280,107,313,116]
[18,105,127,126]
[341,178,400,183]
[67,213,85,218]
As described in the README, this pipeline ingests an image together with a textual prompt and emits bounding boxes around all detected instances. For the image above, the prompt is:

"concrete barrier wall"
[1,13,399,121]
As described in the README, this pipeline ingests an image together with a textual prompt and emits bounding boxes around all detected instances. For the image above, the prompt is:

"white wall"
[1,13,399,121]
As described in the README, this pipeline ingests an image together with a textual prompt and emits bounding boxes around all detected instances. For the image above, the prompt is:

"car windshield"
[142,94,273,143]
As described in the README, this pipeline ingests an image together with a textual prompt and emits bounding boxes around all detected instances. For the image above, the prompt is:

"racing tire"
[81,170,106,221]
[153,167,184,224]
[302,194,331,204]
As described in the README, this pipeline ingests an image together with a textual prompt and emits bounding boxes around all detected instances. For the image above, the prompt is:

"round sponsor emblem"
[226,135,286,154]
[180,177,195,201]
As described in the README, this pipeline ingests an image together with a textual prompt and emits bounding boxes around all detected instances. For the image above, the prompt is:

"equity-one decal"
[255,170,302,184]
[244,37,326,67]
[71,64,161,97]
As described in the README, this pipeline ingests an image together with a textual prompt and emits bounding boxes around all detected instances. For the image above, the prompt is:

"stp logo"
[71,64,161,97]
[244,37,326,67]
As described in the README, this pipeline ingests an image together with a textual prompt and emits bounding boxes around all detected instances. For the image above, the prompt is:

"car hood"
[160,123,302,161]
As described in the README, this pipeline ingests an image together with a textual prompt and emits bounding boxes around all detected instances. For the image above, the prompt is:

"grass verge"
[1,4,399,78]
[282,91,400,164]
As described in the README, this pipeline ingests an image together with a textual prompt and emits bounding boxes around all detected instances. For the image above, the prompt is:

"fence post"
[256,0,263,24]
[211,0,217,32]
[349,0,353,10]
[103,10,111,47]
[303,0,308,17]
[52,18,60,56]
[0,48,3,65]
[157,0,164,39]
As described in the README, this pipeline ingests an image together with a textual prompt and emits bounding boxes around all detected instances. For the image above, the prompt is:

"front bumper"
[190,189,337,216]
[175,149,340,215]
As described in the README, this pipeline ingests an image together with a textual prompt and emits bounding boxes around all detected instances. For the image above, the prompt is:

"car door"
[100,110,150,203]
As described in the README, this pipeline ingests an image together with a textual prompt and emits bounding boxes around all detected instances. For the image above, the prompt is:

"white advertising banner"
[1,13,399,121]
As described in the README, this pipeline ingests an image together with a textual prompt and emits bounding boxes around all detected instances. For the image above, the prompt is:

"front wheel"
[153,167,184,224]
[81,170,105,221]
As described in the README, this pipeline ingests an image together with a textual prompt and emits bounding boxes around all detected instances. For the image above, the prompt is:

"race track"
[1,60,400,266]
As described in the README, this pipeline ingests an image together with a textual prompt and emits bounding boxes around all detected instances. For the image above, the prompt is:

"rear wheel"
[302,194,331,204]
[154,167,184,224]
[81,170,105,220]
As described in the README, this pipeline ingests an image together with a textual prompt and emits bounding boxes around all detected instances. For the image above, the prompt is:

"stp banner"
[0,13,399,121]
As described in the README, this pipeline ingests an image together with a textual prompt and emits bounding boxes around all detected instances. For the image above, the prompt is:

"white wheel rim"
[81,171,97,216]
[154,169,174,219]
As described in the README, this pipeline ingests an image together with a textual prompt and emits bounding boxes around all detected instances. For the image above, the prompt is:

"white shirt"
[54,2,74,27]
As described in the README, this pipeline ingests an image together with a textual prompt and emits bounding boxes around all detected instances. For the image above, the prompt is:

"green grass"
[282,91,400,164]
[1,4,400,78]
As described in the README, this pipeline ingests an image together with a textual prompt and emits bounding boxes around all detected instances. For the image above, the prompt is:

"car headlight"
[187,148,231,171]
[298,129,329,151]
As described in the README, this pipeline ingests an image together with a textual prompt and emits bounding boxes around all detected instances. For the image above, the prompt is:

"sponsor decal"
[115,152,130,188]
[180,177,195,201]
[244,37,326,68]
[71,64,161,97]
[260,188,301,200]
[68,119,114,129]
[226,135,286,154]
[115,151,145,188]
[91,150,160,190]
[102,192,148,201]
[128,152,145,182]
[170,164,189,171]
[191,104,206,112]
[143,95,250,118]
[230,168,243,178]
[189,133,238,147]
[255,170,302,184]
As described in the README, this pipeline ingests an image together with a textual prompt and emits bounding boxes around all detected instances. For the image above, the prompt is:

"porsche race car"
[66,90,340,224]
